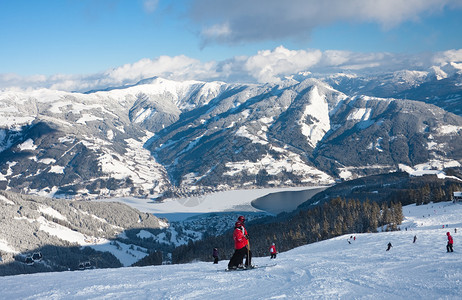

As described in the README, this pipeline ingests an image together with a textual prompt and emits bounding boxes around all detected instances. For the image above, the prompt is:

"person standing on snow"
[269,243,277,259]
[212,247,219,264]
[447,232,454,252]
[228,221,250,270]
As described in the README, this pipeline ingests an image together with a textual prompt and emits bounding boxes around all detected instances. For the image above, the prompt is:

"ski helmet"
[235,221,243,228]
[447,232,450,235]
[238,216,245,222]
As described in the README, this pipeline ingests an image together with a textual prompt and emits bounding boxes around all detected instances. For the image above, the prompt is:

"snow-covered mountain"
[325,62,462,116]
[1,200,461,299]
[0,71,461,199]
[0,78,232,198]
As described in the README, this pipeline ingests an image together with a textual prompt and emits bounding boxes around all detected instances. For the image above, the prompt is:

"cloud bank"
[187,0,462,45]
[1,47,462,92]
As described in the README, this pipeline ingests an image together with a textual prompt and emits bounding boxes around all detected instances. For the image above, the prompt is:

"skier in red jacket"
[447,232,454,252]
[269,243,277,259]
[227,221,249,270]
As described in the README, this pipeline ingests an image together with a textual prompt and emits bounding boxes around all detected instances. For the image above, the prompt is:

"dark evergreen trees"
[172,198,403,264]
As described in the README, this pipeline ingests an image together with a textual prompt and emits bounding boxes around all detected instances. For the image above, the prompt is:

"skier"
[447,232,454,252]
[212,247,219,264]
[386,242,393,251]
[413,235,417,243]
[227,221,250,270]
[269,243,277,259]
[348,235,354,244]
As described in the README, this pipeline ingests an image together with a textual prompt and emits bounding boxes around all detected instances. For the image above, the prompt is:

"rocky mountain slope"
[325,64,462,116]
[0,71,461,199]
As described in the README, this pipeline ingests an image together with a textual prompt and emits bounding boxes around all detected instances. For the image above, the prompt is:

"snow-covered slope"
[0,191,165,272]
[326,65,462,116]
[1,201,461,299]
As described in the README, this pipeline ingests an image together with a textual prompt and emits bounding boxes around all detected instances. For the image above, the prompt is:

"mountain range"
[0,62,461,199]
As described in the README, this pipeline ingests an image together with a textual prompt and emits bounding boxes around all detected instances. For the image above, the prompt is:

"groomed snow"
[1,201,461,299]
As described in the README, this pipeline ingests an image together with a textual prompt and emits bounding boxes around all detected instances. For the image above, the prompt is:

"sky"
[1,0,462,91]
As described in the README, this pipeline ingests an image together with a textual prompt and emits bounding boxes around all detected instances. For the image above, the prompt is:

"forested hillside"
[0,191,165,276]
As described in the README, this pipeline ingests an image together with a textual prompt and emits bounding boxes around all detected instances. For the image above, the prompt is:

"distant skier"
[212,247,219,264]
[413,235,417,243]
[386,242,393,251]
[269,243,277,259]
[447,232,454,252]
[228,221,251,270]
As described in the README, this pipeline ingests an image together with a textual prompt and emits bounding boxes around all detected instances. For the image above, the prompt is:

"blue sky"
[1,0,462,90]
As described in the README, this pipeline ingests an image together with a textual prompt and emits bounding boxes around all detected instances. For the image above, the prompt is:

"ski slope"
[1,201,461,299]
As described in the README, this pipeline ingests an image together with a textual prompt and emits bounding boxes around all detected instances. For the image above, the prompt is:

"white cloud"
[143,0,159,13]
[188,0,462,45]
[201,23,232,41]
[432,49,462,65]
[1,47,461,92]
[244,47,323,83]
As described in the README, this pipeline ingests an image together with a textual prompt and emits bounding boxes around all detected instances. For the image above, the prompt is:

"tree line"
[172,198,403,264]
[388,181,462,206]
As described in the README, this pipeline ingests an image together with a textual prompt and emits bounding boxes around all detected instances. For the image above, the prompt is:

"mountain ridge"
[0,69,461,199]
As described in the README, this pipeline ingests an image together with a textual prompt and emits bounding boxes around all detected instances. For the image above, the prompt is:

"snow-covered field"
[1,201,461,299]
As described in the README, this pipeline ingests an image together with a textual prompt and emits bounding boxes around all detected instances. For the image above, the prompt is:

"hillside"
[0,191,165,276]
[1,201,461,299]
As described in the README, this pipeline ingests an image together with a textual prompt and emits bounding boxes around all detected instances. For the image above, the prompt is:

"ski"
[255,263,277,268]
[224,263,276,272]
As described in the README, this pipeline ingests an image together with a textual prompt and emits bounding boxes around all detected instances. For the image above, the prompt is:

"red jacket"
[269,245,276,254]
[448,234,454,245]
[233,226,248,249]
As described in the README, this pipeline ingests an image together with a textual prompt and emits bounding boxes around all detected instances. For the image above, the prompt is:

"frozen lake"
[251,186,327,214]
[102,186,327,221]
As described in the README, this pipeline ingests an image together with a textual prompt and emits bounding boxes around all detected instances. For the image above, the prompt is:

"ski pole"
[247,238,250,266]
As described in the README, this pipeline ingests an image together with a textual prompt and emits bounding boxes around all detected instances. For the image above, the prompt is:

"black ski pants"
[228,246,252,268]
